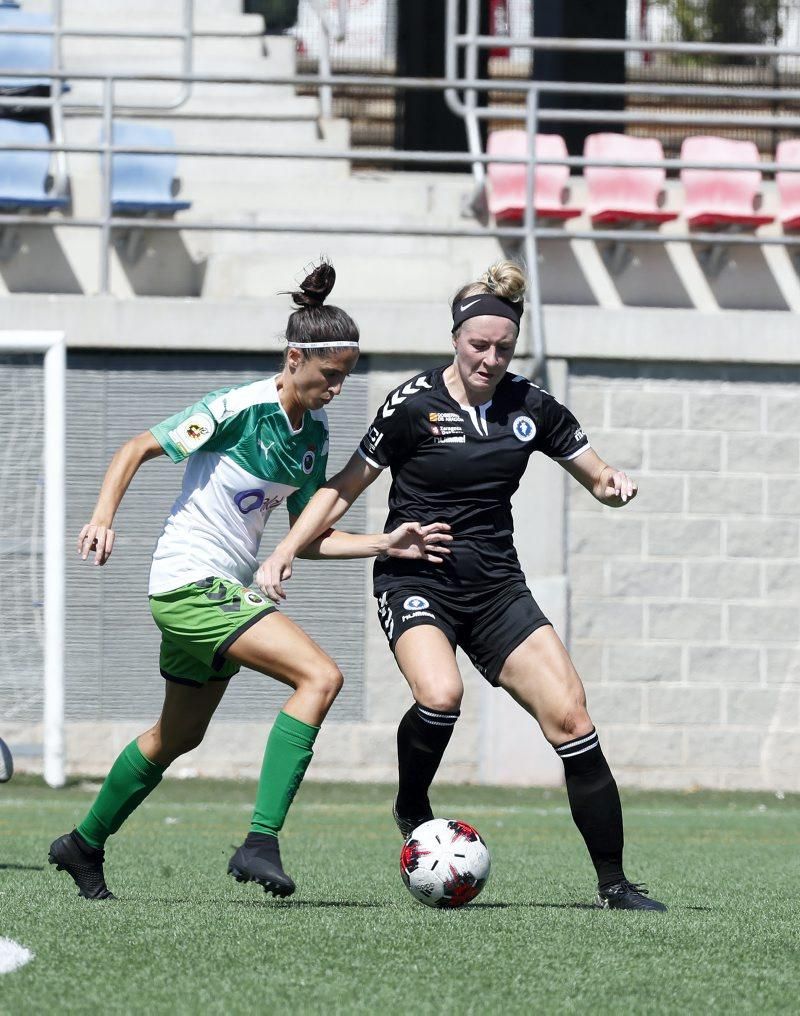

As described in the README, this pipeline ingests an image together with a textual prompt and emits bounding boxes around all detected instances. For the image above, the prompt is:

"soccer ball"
[400,818,490,908]
[0,737,13,783]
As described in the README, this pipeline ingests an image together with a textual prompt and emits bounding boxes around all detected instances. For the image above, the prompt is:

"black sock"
[556,728,625,889]
[396,702,460,816]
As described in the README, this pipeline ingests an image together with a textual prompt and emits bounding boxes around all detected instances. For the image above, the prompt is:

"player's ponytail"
[284,258,360,358]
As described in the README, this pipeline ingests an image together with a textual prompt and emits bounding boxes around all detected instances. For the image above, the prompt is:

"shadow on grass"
[471,901,596,910]
[0,863,45,871]
[143,898,385,909]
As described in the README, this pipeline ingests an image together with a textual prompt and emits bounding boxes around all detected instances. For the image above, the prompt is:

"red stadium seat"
[680,136,773,229]
[584,133,678,225]
[486,130,581,222]
[775,139,800,229]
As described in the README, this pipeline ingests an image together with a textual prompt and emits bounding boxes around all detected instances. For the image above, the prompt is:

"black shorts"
[376,580,551,687]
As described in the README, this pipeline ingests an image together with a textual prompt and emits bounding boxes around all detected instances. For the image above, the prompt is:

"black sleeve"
[534,389,591,461]
[358,393,414,470]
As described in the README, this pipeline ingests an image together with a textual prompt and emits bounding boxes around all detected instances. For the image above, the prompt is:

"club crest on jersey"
[403,595,430,611]
[169,412,214,455]
[302,449,316,474]
[513,416,536,442]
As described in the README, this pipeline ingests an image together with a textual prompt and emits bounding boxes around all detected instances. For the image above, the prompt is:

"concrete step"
[60,35,267,69]
[64,113,324,149]
[201,246,497,302]
[20,0,247,20]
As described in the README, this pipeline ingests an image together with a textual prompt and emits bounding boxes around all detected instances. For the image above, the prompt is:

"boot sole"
[227,864,295,898]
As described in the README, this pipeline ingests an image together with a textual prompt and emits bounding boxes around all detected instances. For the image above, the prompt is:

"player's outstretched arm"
[78,430,165,565]
[559,447,638,507]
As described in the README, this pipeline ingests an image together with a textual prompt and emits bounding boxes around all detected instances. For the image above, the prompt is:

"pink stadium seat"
[680,136,773,228]
[775,139,800,229]
[486,130,581,222]
[584,133,677,225]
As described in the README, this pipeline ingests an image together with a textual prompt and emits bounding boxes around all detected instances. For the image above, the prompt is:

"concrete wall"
[567,362,800,791]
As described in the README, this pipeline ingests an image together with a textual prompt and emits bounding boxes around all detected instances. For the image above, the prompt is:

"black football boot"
[48,830,116,900]
[227,832,295,898]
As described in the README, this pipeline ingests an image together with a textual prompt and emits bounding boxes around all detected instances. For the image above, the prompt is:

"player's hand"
[603,471,637,506]
[256,548,294,602]
[385,522,452,564]
[78,522,116,565]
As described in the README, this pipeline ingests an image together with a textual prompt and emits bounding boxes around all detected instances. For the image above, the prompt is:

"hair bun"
[290,260,336,309]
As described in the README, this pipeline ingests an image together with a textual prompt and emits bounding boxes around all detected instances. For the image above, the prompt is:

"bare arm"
[559,447,637,507]
[256,450,451,600]
[78,430,165,564]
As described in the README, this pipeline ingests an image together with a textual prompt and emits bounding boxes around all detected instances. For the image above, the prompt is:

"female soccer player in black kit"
[259,260,666,912]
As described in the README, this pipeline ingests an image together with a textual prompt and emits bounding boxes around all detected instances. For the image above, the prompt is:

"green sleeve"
[287,436,329,516]
[150,385,241,463]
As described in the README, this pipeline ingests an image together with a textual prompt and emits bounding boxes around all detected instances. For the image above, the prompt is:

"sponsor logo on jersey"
[513,416,536,442]
[365,425,384,453]
[245,590,265,606]
[403,595,430,611]
[574,427,584,442]
[233,489,285,515]
[434,435,466,444]
[429,412,462,423]
[302,448,316,474]
[169,412,214,455]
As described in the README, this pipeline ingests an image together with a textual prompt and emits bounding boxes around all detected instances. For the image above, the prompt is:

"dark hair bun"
[290,261,336,309]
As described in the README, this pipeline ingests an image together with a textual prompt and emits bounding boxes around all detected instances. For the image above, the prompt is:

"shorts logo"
[513,416,536,442]
[302,449,315,474]
[403,595,430,611]
[245,590,264,606]
[169,412,214,455]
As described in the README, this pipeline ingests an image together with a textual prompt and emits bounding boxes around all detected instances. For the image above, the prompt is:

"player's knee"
[559,705,593,741]
[300,660,344,705]
[419,688,462,713]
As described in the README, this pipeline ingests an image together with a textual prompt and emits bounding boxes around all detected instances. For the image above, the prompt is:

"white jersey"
[148,376,329,595]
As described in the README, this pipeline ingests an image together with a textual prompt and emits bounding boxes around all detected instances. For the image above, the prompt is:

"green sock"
[76,740,167,849]
[250,711,319,837]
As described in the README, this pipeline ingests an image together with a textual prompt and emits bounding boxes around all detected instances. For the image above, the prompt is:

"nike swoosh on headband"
[459,299,481,311]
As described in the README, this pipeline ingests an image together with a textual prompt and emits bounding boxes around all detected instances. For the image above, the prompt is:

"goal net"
[0,333,65,787]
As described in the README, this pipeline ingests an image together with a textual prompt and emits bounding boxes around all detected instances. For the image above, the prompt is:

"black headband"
[451,293,524,332]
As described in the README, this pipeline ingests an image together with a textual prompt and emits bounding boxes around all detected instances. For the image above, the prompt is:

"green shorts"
[149,576,276,687]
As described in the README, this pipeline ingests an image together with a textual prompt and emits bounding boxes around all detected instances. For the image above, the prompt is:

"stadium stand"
[486,130,581,222]
[109,121,190,217]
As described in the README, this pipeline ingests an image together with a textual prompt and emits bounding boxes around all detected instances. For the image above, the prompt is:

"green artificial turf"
[1,778,798,1015]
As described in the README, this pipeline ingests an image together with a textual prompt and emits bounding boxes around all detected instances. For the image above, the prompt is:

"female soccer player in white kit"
[260,260,666,912]
[48,262,450,900]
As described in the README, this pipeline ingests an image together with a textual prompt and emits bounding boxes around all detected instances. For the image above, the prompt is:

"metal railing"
[308,0,347,119]
[4,44,800,374]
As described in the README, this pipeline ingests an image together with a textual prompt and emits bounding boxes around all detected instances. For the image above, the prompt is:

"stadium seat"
[680,136,773,229]
[110,122,191,216]
[0,118,68,210]
[775,139,800,230]
[584,133,678,225]
[0,9,54,92]
[486,130,580,222]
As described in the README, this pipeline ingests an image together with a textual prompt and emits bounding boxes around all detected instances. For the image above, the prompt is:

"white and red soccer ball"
[400,818,490,908]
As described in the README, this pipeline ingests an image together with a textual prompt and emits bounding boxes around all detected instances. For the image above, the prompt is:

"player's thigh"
[225,609,341,690]
[394,626,464,711]
[498,625,592,744]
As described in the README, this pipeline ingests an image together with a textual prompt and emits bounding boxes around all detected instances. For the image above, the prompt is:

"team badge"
[168,412,214,455]
[302,449,316,474]
[403,595,430,611]
[245,590,265,606]
[513,416,536,442]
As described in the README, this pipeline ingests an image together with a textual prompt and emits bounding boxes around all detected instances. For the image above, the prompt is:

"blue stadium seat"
[0,9,54,92]
[0,118,67,210]
[110,122,191,216]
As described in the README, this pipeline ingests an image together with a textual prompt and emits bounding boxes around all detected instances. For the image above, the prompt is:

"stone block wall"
[567,362,800,791]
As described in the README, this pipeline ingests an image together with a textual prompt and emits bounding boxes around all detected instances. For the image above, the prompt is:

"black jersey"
[358,366,590,591]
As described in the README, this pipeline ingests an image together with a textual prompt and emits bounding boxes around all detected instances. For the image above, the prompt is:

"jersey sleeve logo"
[380,376,432,418]
[513,416,536,442]
[169,412,214,455]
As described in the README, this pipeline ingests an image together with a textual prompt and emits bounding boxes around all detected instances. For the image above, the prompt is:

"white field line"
[0,938,33,975]
[0,799,796,820]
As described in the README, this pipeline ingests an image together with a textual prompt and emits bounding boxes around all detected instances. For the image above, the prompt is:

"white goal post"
[0,332,66,788]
